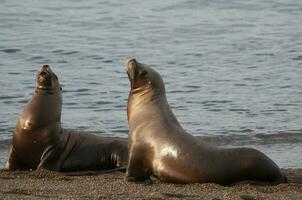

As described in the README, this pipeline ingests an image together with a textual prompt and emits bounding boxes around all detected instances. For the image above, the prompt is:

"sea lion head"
[126,58,165,95]
[35,65,61,94]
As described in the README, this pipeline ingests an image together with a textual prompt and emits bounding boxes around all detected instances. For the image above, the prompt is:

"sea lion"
[125,58,286,185]
[6,65,128,172]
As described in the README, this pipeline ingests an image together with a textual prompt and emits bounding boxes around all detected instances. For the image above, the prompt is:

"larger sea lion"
[6,65,128,172]
[125,58,286,185]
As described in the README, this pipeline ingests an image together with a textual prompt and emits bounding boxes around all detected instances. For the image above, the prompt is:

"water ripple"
[0,0,301,167]
[0,48,21,54]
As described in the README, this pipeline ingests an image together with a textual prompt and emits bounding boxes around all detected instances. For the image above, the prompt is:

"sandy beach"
[0,169,301,200]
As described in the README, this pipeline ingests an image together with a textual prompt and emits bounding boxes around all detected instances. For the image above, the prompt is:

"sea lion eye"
[54,74,58,80]
[140,70,147,77]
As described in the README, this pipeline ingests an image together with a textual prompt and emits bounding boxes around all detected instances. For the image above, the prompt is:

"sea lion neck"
[35,88,61,95]
[128,84,165,106]
[18,91,62,130]
[127,88,171,123]
[130,84,153,95]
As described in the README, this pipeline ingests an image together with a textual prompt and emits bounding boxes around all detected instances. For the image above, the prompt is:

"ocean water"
[0,0,302,168]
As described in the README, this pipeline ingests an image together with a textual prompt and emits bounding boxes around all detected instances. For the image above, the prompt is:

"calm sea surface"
[0,0,302,168]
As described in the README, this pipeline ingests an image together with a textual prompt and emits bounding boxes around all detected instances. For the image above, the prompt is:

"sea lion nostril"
[40,71,48,78]
[43,65,50,68]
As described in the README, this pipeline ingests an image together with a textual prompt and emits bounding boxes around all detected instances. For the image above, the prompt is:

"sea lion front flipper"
[126,146,152,183]
[5,145,27,171]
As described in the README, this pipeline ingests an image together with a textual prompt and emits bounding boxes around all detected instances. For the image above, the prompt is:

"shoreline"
[0,169,301,200]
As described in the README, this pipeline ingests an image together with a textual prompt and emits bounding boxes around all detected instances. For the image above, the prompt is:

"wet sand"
[0,169,301,200]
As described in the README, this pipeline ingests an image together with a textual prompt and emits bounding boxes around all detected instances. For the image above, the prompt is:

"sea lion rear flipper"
[64,167,128,176]
[37,142,62,171]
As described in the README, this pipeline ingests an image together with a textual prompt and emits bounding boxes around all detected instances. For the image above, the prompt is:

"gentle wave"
[0,48,21,54]
[0,139,11,150]
[1,0,302,167]
[198,131,302,146]
[293,55,302,60]
[1,131,301,151]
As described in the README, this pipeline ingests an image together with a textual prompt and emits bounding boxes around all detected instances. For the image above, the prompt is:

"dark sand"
[0,169,301,200]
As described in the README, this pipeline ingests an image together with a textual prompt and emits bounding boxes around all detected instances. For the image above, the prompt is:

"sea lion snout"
[37,71,49,83]
[127,58,137,67]
[36,65,60,93]
[126,59,164,92]
[126,58,137,73]
[40,65,51,73]
[38,65,51,76]
[37,65,51,82]
[42,64,50,69]
[126,58,139,88]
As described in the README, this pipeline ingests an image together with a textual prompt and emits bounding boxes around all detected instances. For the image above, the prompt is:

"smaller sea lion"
[6,65,128,172]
